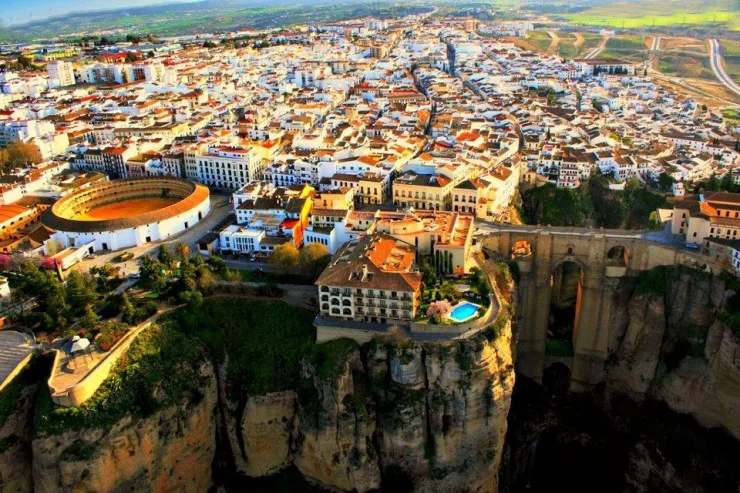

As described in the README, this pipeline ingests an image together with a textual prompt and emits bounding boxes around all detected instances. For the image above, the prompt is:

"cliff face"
[11,315,514,493]
[219,319,516,493]
[604,268,740,440]
[31,361,217,493]
[0,384,36,492]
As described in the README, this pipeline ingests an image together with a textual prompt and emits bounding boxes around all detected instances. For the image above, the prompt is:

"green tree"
[140,256,167,293]
[0,141,43,174]
[703,174,722,192]
[17,263,70,331]
[90,263,119,292]
[298,243,330,278]
[175,242,190,264]
[657,172,675,193]
[65,270,97,315]
[157,244,175,270]
[270,243,299,276]
[196,265,217,293]
[421,261,437,288]
[120,293,136,324]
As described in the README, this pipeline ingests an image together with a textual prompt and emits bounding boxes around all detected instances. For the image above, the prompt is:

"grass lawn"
[720,41,740,82]
[226,268,315,285]
[172,297,316,395]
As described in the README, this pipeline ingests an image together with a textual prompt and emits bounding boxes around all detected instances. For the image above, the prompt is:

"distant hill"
[0,0,432,43]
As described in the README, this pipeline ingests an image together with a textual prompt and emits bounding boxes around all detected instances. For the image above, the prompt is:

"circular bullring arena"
[43,177,210,251]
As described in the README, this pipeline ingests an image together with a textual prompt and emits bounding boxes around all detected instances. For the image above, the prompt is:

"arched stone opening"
[546,261,583,358]
[542,362,571,396]
[511,239,533,260]
[606,245,629,267]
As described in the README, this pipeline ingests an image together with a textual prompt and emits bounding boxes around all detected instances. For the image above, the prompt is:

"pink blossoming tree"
[427,299,453,324]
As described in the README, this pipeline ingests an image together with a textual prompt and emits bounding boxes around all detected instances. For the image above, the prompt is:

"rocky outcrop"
[652,320,740,439]
[218,319,516,493]
[11,315,514,493]
[295,348,380,492]
[0,384,37,492]
[604,268,740,440]
[31,361,217,493]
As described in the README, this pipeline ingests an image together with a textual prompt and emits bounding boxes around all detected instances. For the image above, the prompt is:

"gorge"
[0,262,738,492]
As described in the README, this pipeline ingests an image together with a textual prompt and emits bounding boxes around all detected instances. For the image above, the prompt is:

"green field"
[722,109,740,121]
[720,39,740,82]
[580,33,604,51]
[598,35,649,61]
[526,30,554,52]
[657,53,716,80]
[557,0,738,31]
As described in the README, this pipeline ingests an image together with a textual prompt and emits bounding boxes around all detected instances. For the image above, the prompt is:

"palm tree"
[175,242,191,263]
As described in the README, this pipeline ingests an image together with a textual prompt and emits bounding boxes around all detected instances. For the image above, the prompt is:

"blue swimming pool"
[449,302,480,323]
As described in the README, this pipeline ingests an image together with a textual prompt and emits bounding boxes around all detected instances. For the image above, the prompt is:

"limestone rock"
[32,361,217,493]
[0,384,36,492]
[241,391,296,477]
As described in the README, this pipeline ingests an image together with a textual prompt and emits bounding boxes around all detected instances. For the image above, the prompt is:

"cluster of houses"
[0,13,738,317]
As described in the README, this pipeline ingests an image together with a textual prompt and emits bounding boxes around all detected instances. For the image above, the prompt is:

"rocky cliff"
[15,315,514,493]
[604,267,740,440]
[31,360,218,493]
[0,383,37,492]
[219,319,516,492]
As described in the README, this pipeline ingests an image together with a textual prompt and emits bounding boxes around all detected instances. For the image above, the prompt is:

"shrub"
[635,266,667,296]
[95,322,130,351]
[60,439,96,461]
[312,338,358,381]
[427,300,453,323]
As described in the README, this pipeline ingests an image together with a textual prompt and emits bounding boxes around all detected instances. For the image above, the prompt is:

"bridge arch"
[511,238,534,260]
[546,259,584,360]
[606,245,629,267]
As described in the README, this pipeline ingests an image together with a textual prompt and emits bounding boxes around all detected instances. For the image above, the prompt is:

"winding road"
[584,35,610,60]
[708,39,740,99]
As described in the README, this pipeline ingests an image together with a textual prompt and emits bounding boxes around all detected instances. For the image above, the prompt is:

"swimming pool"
[448,301,481,323]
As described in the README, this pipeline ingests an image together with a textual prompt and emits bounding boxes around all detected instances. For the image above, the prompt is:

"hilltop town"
[0,10,738,493]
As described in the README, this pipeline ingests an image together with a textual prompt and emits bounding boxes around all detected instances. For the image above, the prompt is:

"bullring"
[43,177,211,251]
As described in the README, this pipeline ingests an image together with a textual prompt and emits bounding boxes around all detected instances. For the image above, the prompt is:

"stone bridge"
[476,223,722,391]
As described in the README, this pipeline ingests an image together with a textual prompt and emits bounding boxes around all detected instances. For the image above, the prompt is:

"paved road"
[474,220,693,251]
[650,36,661,51]
[585,36,609,59]
[709,39,740,99]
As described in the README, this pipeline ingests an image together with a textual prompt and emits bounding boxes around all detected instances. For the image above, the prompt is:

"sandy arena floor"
[75,198,178,221]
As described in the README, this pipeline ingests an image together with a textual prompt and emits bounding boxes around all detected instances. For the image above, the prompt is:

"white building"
[47,61,76,87]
